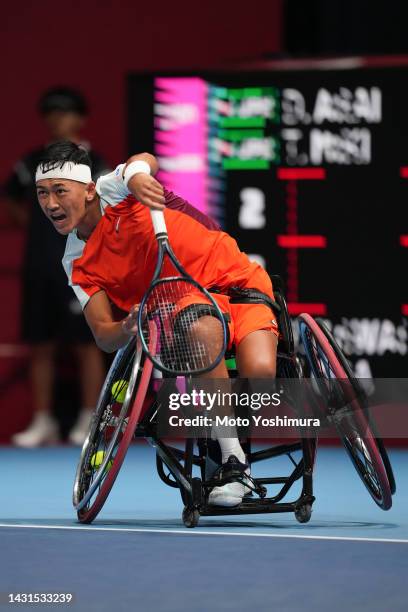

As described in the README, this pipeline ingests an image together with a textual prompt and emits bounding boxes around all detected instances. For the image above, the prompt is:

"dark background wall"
[284,0,408,56]
[0,0,283,179]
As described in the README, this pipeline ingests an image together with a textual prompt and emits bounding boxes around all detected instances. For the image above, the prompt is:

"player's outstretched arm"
[84,290,137,353]
[123,152,165,210]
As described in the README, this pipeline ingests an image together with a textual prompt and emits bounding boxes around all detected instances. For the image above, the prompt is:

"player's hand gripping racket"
[137,209,227,375]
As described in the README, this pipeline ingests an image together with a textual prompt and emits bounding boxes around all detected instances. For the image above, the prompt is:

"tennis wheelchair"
[73,276,395,527]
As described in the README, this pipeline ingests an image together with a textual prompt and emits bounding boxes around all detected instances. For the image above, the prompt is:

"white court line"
[0,523,407,544]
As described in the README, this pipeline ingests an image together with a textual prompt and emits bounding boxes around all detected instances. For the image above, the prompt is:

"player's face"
[36,178,92,235]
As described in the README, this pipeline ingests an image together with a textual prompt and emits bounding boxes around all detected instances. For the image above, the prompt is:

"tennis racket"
[137,209,228,376]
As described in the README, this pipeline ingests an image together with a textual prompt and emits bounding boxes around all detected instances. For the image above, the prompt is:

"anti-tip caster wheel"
[259,486,267,499]
[182,507,200,528]
[294,503,312,524]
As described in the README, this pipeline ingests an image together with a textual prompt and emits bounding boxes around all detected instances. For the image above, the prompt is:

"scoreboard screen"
[128,65,408,377]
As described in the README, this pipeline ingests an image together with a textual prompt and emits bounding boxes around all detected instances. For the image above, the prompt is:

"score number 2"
[238,187,266,268]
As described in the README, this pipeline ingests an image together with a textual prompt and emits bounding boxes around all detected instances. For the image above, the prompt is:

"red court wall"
[0,1,283,442]
[0,1,282,176]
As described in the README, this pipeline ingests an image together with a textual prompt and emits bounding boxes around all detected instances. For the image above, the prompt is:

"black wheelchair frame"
[73,276,394,527]
[140,275,316,527]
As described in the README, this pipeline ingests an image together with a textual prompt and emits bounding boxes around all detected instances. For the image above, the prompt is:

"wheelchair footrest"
[201,499,299,516]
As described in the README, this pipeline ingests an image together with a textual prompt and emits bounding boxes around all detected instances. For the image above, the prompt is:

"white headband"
[35,162,92,184]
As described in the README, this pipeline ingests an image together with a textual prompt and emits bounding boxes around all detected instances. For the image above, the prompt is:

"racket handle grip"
[150,209,168,237]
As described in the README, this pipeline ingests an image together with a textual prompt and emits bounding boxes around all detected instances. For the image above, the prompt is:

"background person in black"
[3,87,108,446]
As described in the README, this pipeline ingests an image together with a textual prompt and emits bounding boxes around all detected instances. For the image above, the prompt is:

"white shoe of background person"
[68,409,93,445]
[11,412,60,448]
[208,455,251,507]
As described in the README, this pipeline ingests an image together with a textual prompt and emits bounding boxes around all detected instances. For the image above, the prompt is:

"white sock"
[208,379,246,465]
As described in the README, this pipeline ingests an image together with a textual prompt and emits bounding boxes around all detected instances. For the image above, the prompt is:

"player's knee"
[244,356,276,379]
[189,315,223,344]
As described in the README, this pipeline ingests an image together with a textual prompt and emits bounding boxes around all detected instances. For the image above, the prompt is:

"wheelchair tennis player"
[35,140,279,507]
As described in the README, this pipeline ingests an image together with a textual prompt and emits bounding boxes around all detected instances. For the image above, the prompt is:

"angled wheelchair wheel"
[299,313,392,511]
[73,327,155,524]
[315,317,396,496]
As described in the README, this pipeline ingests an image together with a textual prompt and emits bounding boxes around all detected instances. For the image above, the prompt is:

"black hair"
[38,140,92,174]
[38,87,88,116]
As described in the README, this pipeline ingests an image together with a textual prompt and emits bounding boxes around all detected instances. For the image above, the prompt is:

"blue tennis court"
[1,445,407,611]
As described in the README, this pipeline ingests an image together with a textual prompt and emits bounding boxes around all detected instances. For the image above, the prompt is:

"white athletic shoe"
[208,481,247,507]
[68,410,93,446]
[208,455,251,507]
[11,412,60,448]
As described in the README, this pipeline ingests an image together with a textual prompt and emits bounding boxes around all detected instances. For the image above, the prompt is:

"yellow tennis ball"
[90,451,113,471]
[111,379,128,403]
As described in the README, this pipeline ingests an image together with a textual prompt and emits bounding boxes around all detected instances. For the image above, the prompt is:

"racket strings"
[142,278,224,373]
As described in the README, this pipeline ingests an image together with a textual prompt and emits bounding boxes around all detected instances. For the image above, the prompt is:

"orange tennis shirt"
[62,165,277,344]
